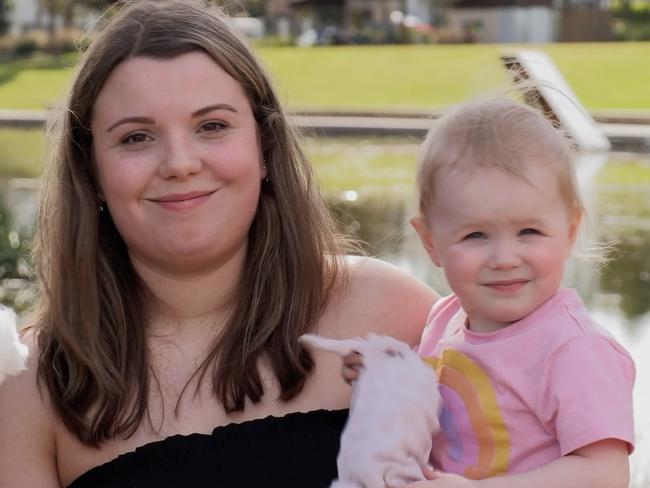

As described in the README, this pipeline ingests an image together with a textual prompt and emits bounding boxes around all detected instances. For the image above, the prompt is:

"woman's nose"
[159,135,202,180]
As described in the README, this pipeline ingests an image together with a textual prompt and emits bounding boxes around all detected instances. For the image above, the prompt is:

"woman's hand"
[341,351,364,384]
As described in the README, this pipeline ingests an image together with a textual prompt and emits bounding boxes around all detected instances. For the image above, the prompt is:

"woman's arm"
[0,339,61,487]
[338,256,438,346]
[406,439,629,488]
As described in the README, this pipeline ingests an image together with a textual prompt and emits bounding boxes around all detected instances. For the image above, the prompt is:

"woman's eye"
[464,231,485,240]
[520,228,541,236]
[121,133,151,145]
[200,121,228,133]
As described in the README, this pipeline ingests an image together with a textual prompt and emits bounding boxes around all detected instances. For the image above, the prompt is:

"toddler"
[349,97,635,487]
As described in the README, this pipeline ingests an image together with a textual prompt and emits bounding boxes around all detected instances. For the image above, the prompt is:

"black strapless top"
[67,409,348,488]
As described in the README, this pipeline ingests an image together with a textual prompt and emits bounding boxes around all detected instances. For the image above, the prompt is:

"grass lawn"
[305,136,421,194]
[0,43,649,110]
[0,129,44,178]
[258,44,508,110]
[0,54,77,110]
[258,43,650,110]
[596,157,650,184]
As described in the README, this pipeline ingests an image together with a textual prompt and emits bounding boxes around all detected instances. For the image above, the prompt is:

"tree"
[0,0,12,37]
[38,0,119,51]
[38,0,68,50]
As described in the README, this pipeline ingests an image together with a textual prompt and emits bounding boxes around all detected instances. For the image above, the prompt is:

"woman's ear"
[410,216,442,267]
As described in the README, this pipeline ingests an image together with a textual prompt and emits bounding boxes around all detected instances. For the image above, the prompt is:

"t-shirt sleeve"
[418,295,460,357]
[536,335,636,456]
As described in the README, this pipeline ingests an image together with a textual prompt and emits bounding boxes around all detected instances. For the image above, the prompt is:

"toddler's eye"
[121,133,151,145]
[520,228,541,236]
[464,232,485,240]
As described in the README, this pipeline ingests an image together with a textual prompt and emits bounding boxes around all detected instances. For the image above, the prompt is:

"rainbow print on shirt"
[424,350,511,479]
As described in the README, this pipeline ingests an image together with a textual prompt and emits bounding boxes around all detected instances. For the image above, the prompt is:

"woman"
[0,1,436,486]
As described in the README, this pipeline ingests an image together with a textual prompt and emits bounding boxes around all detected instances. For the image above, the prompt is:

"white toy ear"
[299,334,364,357]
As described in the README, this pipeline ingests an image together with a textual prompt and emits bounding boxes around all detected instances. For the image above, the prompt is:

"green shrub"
[13,39,39,58]
[0,189,36,312]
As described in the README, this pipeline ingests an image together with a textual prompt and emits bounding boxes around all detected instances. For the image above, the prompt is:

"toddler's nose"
[488,239,522,269]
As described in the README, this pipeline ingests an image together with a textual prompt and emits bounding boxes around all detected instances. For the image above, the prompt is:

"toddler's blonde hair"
[416,96,584,223]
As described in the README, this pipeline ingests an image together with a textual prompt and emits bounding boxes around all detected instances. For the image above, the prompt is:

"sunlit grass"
[0,129,44,178]
[258,43,650,110]
[0,69,71,109]
[542,43,650,111]
[2,44,650,110]
[596,158,650,184]
[0,54,76,110]
[259,44,509,110]
[305,136,420,194]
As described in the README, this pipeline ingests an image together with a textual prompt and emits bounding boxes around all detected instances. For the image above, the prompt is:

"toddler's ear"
[410,216,442,267]
[567,208,583,256]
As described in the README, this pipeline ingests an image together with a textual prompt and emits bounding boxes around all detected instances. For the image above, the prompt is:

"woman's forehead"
[92,52,252,124]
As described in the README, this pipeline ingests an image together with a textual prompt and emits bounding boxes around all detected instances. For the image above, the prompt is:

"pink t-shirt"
[418,288,635,479]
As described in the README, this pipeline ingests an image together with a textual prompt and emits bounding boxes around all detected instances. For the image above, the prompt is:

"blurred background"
[0,0,648,485]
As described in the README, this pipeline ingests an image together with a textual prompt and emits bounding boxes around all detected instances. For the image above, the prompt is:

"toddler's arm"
[406,439,629,488]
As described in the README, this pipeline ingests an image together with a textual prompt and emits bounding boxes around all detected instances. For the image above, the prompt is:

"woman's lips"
[147,190,217,210]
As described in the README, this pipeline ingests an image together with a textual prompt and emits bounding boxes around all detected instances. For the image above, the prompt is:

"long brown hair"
[32,0,349,445]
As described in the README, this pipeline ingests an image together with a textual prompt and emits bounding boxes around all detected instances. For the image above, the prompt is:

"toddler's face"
[413,162,580,333]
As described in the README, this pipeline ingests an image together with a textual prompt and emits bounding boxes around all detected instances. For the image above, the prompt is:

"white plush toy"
[300,333,441,488]
[0,306,29,386]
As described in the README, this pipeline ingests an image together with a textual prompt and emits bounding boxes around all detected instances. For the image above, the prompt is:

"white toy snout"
[0,306,29,385]
[300,333,441,488]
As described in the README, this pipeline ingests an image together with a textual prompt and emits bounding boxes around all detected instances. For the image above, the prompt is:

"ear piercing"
[262,162,270,184]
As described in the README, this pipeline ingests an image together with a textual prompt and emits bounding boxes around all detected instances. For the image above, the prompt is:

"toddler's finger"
[341,351,363,384]
[422,465,436,480]
[342,366,359,384]
[343,351,364,367]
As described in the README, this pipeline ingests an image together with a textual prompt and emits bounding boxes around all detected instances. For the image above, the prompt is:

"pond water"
[1,136,649,485]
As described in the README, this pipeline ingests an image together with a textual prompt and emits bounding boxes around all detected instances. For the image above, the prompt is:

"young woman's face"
[414,163,580,333]
[91,51,265,275]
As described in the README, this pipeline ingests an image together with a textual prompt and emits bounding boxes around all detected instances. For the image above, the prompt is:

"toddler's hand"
[341,351,363,384]
[404,468,479,488]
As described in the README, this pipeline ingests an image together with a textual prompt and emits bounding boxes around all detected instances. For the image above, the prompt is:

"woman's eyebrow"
[107,116,155,132]
[191,103,238,118]
[105,104,239,132]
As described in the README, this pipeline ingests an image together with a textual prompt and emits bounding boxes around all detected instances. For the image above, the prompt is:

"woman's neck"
[131,247,246,334]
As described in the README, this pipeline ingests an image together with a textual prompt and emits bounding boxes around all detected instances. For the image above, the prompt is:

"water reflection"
[601,231,650,324]
[330,192,409,257]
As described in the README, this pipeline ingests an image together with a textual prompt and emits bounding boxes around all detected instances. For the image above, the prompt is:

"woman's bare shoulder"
[322,256,438,346]
[0,331,61,487]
